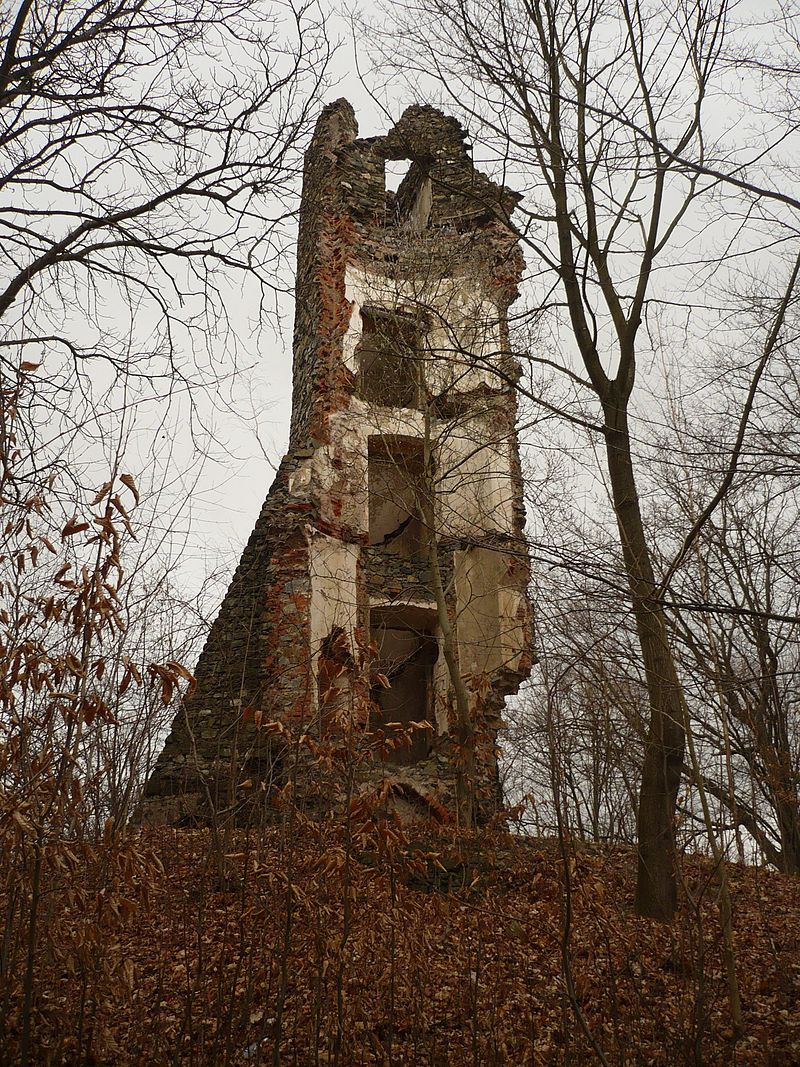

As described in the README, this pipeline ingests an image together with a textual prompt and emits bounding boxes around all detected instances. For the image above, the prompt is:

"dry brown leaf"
[119,473,140,505]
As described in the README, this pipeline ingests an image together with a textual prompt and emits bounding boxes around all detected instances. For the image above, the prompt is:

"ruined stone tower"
[141,100,533,825]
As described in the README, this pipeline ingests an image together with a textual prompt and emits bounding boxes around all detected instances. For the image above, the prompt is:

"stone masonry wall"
[139,99,533,827]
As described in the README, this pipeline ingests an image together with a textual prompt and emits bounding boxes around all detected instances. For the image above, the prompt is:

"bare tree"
[657,437,800,874]
[371,0,800,919]
[0,0,330,838]
[0,0,328,491]
[0,5,328,1056]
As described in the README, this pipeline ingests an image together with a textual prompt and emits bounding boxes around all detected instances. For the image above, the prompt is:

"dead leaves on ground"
[1,827,799,1065]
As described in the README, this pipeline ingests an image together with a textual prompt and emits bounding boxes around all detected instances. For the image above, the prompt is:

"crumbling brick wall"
[139,99,533,827]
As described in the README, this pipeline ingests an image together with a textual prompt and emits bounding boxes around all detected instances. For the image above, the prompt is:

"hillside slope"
[3,824,799,1065]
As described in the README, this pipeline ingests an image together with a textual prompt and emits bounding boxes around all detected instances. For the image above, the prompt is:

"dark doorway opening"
[368,435,428,560]
[370,607,439,765]
[357,308,421,409]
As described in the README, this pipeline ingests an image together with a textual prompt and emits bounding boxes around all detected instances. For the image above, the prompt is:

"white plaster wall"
[424,303,505,396]
[454,547,504,678]
[307,529,360,709]
[287,414,369,537]
[454,550,529,680]
[497,588,528,674]
[312,411,369,536]
[436,418,515,537]
[340,264,516,543]
[342,264,506,396]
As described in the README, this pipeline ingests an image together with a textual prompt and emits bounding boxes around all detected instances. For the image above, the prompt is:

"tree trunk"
[421,407,476,829]
[775,793,800,875]
[603,397,686,920]
[428,523,476,829]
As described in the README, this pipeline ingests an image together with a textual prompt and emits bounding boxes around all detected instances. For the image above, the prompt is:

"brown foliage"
[1,825,798,1066]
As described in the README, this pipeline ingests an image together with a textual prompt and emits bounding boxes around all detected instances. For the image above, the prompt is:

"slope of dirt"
[3,823,799,1065]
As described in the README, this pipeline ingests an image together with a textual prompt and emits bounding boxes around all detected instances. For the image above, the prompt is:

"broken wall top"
[289,98,524,448]
[333,101,522,274]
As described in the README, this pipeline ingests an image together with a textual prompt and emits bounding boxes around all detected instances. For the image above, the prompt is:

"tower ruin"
[140,100,533,825]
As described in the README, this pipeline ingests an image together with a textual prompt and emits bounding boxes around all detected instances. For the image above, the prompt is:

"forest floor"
[4,822,800,1066]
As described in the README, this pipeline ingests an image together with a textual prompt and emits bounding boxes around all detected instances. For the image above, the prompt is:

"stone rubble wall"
[139,99,533,828]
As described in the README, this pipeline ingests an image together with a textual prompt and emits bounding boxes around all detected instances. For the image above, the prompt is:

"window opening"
[357,308,421,409]
[385,158,413,193]
[368,436,428,559]
[370,608,438,765]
